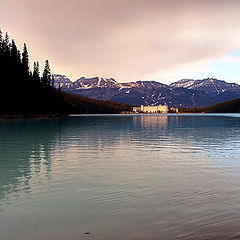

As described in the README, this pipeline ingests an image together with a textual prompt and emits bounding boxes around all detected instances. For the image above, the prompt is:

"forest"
[179,98,240,113]
[0,29,132,116]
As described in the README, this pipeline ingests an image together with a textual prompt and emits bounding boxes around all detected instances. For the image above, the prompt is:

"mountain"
[74,77,118,88]
[170,78,240,94]
[53,75,240,108]
[53,74,72,87]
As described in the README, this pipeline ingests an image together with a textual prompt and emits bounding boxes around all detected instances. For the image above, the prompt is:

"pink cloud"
[1,0,240,82]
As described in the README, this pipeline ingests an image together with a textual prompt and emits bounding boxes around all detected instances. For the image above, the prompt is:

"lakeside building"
[133,105,169,113]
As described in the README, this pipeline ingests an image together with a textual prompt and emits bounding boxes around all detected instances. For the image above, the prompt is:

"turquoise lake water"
[1,114,240,240]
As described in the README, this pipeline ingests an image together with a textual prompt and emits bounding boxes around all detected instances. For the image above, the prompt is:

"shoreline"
[0,113,68,119]
[1,112,239,119]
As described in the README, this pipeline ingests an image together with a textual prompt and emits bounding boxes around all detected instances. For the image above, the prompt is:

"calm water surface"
[1,114,240,240]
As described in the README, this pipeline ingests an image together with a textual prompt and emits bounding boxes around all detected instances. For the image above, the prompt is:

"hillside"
[62,92,132,114]
[54,75,240,108]
[206,98,240,113]
[180,98,240,113]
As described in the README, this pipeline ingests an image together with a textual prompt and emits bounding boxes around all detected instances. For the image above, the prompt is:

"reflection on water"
[133,115,168,128]
[0,114,240,240]
[0,119,62,201]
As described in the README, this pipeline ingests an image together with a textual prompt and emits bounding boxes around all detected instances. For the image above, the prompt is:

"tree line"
[0,29,131,116]
[179,98,240,113]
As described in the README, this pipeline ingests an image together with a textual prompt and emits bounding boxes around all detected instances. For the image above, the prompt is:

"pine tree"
[22,43,29,76]
[0,28,3,67]
[10,40,21,67]
[10,40,21,91]
[10,40,19,61]
[33,61,40,83]
[0,28,2,49]
[5,32,9,44]
[2,32,10,57]
[42,60,51,87]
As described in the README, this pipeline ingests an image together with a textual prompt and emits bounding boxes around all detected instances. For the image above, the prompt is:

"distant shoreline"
[0,113,181,118]
[1,112,240,119]
[0,114,68,119]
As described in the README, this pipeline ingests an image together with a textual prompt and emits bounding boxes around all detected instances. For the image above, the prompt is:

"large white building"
[133,105,169,113]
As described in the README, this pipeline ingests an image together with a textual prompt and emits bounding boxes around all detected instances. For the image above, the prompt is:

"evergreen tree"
[22,43,29,76]
[0,28,2,49]
[33,61,40,83]
[10,40,21,93]
[5,32,9,45]
[42,60,51,87]
[2,32,10,57]
[0,29,3,68]
[10,40,20,63]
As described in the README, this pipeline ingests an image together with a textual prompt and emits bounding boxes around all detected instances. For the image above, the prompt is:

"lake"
[1,114,240,240]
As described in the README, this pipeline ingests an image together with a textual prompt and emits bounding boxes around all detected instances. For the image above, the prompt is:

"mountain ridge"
[53,75,240,108]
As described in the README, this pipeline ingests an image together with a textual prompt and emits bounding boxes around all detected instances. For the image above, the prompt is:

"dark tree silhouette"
[33,61,40,83]
[42,60,51,87]
[22,43,29,76]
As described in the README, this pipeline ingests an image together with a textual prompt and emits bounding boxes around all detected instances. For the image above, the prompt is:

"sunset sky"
[1,0,240,83]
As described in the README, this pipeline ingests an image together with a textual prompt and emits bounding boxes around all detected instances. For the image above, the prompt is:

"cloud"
[1,0,240,82]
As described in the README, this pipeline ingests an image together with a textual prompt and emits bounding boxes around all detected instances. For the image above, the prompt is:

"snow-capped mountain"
[53,75,240,107]
[74,77,118,89]
[53,74,72,88]
[170,78,240,95]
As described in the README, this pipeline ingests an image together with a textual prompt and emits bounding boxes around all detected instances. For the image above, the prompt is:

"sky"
[1,0,240,84]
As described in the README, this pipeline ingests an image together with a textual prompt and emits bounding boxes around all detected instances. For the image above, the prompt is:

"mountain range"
[53,74,240,107]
